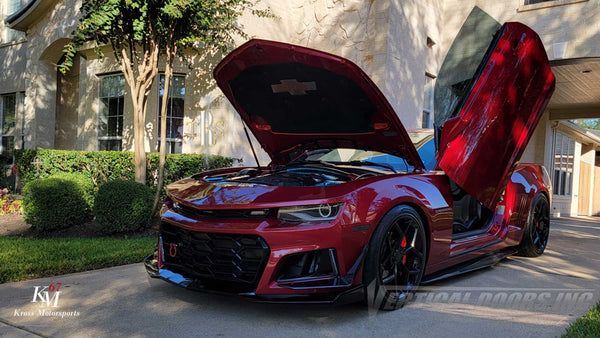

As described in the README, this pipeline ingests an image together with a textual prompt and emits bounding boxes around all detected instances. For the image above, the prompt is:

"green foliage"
[0,237,155,283]
[14,149,234,189]
[0,157,12,189]
[563,301,600,337]
[146,152,234,187]
[573,119,600,130]
[22,173,94,231]
[94,179,154,234]
[49,172,96,210]
[58,0,269,189]
[59,0,272,74]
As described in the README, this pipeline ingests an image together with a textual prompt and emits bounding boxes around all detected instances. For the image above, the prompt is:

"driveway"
[1,217,598,338]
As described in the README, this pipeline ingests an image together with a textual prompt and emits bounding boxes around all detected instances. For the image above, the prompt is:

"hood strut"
[244,124,262,172]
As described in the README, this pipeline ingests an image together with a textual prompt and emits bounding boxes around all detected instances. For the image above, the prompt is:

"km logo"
[31,282,62,307]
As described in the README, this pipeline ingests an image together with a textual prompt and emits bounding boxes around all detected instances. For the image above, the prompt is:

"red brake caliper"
[401,237,407,264]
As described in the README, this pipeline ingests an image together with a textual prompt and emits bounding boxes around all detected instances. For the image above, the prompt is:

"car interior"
[450,179,494,238]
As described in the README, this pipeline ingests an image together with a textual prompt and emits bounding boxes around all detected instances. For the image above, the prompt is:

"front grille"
[175,203,276,219]
[161,222,270,293]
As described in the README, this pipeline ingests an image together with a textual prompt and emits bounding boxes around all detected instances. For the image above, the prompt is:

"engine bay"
[198,162,391,187]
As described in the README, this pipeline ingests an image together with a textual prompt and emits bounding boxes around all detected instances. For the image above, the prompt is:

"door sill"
[452,227,490,241]
[449,238,502,258]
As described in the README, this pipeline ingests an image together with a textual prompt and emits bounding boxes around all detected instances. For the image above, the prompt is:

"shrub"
[22,173,94,230]
[14,149,235,190]
[48,172,95,210]
[94,179,154,234]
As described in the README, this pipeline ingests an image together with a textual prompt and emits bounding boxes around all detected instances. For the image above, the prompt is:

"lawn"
[563,301,600,337]
[0,236,156,283]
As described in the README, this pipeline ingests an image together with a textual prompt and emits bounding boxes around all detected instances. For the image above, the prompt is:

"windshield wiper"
[281,160,353,176]
[344,160,398,173]
[287,160,335,167]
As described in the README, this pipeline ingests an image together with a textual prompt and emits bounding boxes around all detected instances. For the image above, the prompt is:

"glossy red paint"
[213,39,424,170]
[162,170,454,294]
[152,159,548,298]
[146,22,554,303]
[437,22,555,210]
[435,163,550,271]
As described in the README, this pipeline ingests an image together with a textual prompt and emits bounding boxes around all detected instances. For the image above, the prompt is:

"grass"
[563,301,600,337]
[0,236,156,284]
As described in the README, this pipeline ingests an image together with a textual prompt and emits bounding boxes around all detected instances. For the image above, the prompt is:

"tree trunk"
[133,98,147,184]
[152,44,175,215]
[119,42,160,184]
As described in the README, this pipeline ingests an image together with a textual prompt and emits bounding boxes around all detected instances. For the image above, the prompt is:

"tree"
[60,0,270,213]
[573,119,600,130]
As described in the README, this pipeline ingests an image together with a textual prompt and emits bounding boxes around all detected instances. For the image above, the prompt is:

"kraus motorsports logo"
[13,282,80,319]
[32,282,62,307]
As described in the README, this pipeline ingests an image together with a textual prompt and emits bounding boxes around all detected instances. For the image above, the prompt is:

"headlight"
[277,203,343,223]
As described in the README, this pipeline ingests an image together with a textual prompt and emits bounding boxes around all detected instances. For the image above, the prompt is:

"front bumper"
[144,254,364,304]
[143,206,369,303]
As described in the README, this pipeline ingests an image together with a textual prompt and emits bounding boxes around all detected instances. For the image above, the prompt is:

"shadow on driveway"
[0,217,598,337]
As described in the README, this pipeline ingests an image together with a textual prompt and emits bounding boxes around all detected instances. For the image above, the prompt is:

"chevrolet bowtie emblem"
[271,79,317,95]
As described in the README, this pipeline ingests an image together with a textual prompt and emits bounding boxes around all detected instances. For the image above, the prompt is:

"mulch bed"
[0,213,159,238]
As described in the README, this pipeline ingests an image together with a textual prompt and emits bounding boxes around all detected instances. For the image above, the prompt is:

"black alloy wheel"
[363,205,427,311]
[517,194,550,257]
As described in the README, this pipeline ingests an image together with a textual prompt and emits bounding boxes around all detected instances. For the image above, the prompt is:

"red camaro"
[145,13,555,310]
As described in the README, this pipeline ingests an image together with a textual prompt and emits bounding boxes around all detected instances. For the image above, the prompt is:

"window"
[3,0,26,42]
[7,0,25,13]
[0,93,16,161]
[157,74,185,154]
[98,74,125,151]
[520,0,588,11]
[422,76,434,128]
[552,131,574,196]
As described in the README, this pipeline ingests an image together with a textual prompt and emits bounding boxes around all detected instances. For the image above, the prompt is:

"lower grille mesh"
[161,222,270,292]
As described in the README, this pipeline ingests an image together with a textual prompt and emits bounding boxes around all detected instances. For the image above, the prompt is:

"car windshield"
[291,131,437,172]
[294,148,409,172]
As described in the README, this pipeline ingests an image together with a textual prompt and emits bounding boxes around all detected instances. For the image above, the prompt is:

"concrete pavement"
[1,217,599,337]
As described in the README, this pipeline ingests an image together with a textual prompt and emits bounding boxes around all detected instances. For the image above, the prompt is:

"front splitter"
[144,254,363,305]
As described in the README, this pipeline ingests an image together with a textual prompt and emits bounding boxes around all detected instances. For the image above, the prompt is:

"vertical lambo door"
[433,7,555,258]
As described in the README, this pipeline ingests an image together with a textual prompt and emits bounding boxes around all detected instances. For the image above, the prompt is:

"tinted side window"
[433,7,500,127]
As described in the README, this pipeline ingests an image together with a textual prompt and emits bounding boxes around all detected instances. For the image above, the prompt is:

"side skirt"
[421,248,516,284]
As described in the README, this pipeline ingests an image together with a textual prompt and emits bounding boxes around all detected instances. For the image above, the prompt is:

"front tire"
[517,194,550,257]
[363,205,427,311]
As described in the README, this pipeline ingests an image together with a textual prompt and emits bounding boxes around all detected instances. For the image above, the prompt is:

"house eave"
[556,120,600,146]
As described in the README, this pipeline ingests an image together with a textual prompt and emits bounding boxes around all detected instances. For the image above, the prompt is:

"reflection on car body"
[145,7,555,310]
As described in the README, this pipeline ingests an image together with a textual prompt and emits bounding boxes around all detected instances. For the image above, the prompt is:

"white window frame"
[0,93,16,160]
[519,0,588,12]
[422,75,435,129]
[157,73,185,154]
[552,130,575,196]
[3,0,26,43]
[97,73,125,151]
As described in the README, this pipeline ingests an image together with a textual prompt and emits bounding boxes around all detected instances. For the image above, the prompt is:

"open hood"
[214,39,424,170]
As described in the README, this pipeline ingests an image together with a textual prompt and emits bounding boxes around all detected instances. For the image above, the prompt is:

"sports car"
[145,13,555,310]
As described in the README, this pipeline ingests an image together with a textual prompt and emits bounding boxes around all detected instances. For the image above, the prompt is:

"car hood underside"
[213,39,424,170]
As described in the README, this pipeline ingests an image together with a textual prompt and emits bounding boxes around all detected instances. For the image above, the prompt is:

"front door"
[435,8,555,210]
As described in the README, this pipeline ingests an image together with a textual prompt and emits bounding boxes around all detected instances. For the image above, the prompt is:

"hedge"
[50,172,96,209]
[22,173,94,230]
[15,149,235,189]
[94,180,154,234]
